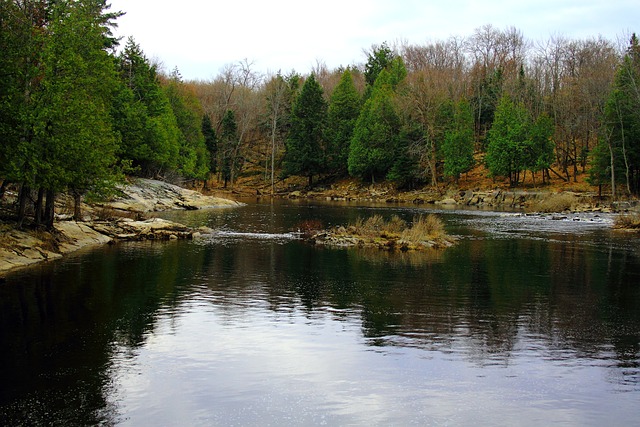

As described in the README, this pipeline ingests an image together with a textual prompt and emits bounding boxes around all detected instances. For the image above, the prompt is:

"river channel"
[1,200,639,426]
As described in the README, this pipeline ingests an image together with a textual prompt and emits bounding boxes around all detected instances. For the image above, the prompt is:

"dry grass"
[352,214,387,237]
[401,214,446,241]
[614,213,640,230]
[527,193,577,213]
[349,213,446,243]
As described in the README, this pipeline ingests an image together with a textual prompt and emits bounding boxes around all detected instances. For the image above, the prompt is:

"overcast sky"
[107,0,638,81]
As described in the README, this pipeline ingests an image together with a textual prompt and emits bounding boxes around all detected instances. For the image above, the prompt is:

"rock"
[439,198,457,205]
[107,178,242,213]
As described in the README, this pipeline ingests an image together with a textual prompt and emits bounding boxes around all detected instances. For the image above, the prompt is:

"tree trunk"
[17,184,30,228]
[35,187,44,226]
[73,192,82,220]
[44,189,56,230]
[0,180,7,200]
[308,174,313,188]
[608,140,616,200]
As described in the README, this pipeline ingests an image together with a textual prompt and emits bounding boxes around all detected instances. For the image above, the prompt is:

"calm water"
[1,201,639,426]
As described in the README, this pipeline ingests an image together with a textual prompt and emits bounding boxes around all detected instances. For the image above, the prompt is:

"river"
[1,200,639,426]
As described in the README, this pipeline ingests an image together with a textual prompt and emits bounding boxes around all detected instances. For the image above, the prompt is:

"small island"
[307,214,456,251]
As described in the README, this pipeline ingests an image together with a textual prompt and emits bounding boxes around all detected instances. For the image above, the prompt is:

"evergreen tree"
[485,95,530,186]
[3,0,122,226]
[0,0,49,220]
[443,100,475,182]
[325,69,361,175]
[220,110,238,188]
[526,113,555,184]
[364,42,396,88]
[596,34,640,196]
[386,123,422,188]
[114,38,181,176]
[471,68,504,147]
[0,0,33,184]
[164,73,209,180]
[282,74,327,187]
[348,70,401,183]
[202,114,217,174]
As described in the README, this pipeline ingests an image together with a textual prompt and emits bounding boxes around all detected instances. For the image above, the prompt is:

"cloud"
[108,0,638,80]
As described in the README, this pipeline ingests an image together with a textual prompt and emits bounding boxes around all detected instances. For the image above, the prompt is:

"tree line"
[1,2,639,229]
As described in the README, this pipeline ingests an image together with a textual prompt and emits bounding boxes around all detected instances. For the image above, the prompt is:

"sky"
[107,0,638,81]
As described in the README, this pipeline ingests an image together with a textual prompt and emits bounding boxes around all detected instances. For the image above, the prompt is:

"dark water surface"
[1,201,639,426]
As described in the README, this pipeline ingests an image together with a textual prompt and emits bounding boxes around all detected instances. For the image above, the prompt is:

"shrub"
[297,219,324,237]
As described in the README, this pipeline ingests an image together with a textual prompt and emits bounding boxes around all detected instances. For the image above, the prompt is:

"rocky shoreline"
[280,182,640,214]
[3,177,639,275]
[0,179,241,275]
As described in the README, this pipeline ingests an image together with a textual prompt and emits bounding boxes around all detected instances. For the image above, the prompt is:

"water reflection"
[1,202,639,425]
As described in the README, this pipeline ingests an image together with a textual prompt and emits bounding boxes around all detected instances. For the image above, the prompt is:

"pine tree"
[202,115,217,174]
[597,34,640,196]
[526,113,555,184]
[348,70,401,183]
[485,95,530,186]
[3,0,123,226]
[364,42,396,87]
[325,69,361,175]
[282,74,327,187]
[114,38,181,176]
[220,110,238,188]
[443,100,475,182]
[164,74,209,180]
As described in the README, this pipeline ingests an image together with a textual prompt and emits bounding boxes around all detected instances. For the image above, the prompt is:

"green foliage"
[348,70,401,182]
[485,95,530,185]
[114,38,181,176]
[387,57,408,90]
[588,138,614,187]
[364,42,396,87]
[596,34,640,195]
[486,95,557,185]
[282,74,327,186]
[220,109,238,187]
[0,0,45,184]
[471,68,504,146]
[443,100,475,180]
[526,113,555,173]
[386,124,421,188]
[202,114,218,174]
[326,69,361,174]
[11,1,120,192]
[163,76,209,180]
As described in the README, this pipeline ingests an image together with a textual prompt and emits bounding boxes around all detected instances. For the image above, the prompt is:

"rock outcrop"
[103,178,242,213]
[1,178,240,275]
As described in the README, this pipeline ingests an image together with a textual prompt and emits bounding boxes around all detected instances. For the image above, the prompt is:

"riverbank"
[276,180,637,213]
[220,171,638,214]
[0,178,242,275]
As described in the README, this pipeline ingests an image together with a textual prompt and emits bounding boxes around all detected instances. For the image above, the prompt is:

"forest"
[1,0,639,229]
